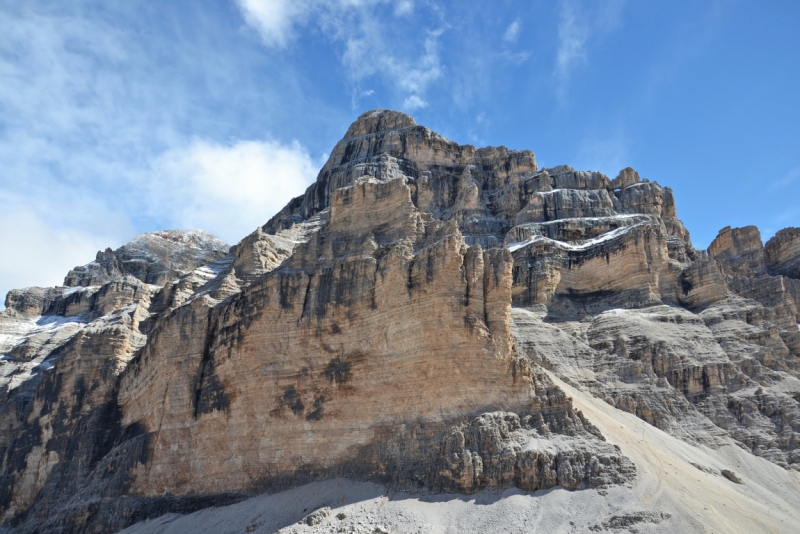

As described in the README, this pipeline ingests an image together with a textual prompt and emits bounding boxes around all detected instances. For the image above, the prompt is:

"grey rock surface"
[765,227,800,279]
[63,229,230,287]
[2,109,800,534]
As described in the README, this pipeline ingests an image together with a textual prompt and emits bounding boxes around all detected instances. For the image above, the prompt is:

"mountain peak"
[2,110,800,534]
[344,108,417,138]
[63,229,229,287]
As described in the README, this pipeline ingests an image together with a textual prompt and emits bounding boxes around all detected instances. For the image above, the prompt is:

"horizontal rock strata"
[1,109,799,533]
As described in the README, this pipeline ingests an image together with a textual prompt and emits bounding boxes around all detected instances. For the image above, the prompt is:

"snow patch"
[506,223,646,253]
[276,210,328,245]
[37,360,55,371]
[519,214,651,226]
[61,285,95,296]
[0,313,88,391]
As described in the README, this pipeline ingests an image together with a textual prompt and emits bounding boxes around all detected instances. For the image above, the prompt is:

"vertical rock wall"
[3,109,800,533]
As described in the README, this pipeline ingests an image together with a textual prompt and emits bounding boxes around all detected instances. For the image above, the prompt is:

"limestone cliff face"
[765,227,800,279]
[1,110,799,533]
[115,175,628,506]
[63,230,230,288]
[265,109,539,249]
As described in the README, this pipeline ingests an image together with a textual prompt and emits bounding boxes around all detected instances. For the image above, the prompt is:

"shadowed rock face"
[708,226,767,277]
[1,109,799,533]
[765,227,800,279]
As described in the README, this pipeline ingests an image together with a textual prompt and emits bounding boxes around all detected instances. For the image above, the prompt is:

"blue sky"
[1,0,799,302]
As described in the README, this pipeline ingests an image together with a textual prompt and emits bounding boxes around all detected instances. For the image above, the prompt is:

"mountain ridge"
[1,109,800,533]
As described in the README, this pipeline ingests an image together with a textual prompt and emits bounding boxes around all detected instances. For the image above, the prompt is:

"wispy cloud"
[0,4,324,305]
[335,9,445,109]
[554,0,625,102]
[502,51,532,65]
[235,0,444,109]
[403,95,427,111]
[374,33,442,105]
[394,0,414,17]
[768,167,800,192]
[555,1,589,93]
[504,18,521,43]
[235,0,313,49]
[763,170,800,234]
[773,206,799,226]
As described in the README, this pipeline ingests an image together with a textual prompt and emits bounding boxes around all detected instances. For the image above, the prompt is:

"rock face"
[707,225,767,277]
[765,227,800,279]
[63,230,230,287]
[1,110,800,533]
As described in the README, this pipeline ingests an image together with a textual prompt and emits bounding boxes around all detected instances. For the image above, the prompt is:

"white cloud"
[0,204,118,307]
[235,0,443,109]
[378,35,442,96]
[149,138,320,244]
[555,0,590,98]
[235,0,315,49]
[504,19,521,43]
[0,4,332,307]
[403,95,427,110]
[237,0,410,49]
[0,136,321,308]
[394,0,414,16]
[332,9,444,104]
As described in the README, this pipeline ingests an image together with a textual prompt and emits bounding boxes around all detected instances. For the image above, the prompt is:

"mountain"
[1,110,799,533]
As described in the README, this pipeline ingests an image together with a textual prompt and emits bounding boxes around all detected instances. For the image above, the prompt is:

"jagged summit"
[63,229,229,287]
[344,108,417,138]
[265,109,539,247]
[2,110,800,533]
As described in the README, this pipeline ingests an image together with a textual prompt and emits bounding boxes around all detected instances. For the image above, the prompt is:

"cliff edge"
[1,110,799,533]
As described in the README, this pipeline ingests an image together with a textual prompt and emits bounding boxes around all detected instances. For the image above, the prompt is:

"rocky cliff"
[1,110,800,533]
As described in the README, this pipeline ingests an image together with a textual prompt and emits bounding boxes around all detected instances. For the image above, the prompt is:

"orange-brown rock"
[116,176,624,501]
[708,225,767,277]
[3,110,800,534]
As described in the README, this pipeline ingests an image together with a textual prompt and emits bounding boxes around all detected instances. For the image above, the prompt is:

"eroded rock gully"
[1,110,799,533]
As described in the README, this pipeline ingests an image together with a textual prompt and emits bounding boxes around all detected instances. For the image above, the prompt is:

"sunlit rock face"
[1,110,800,534]
[62,230,231,288]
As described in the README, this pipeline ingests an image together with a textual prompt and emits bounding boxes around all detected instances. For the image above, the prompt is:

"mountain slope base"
[117,368,800,533]
[2,109,800,533]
